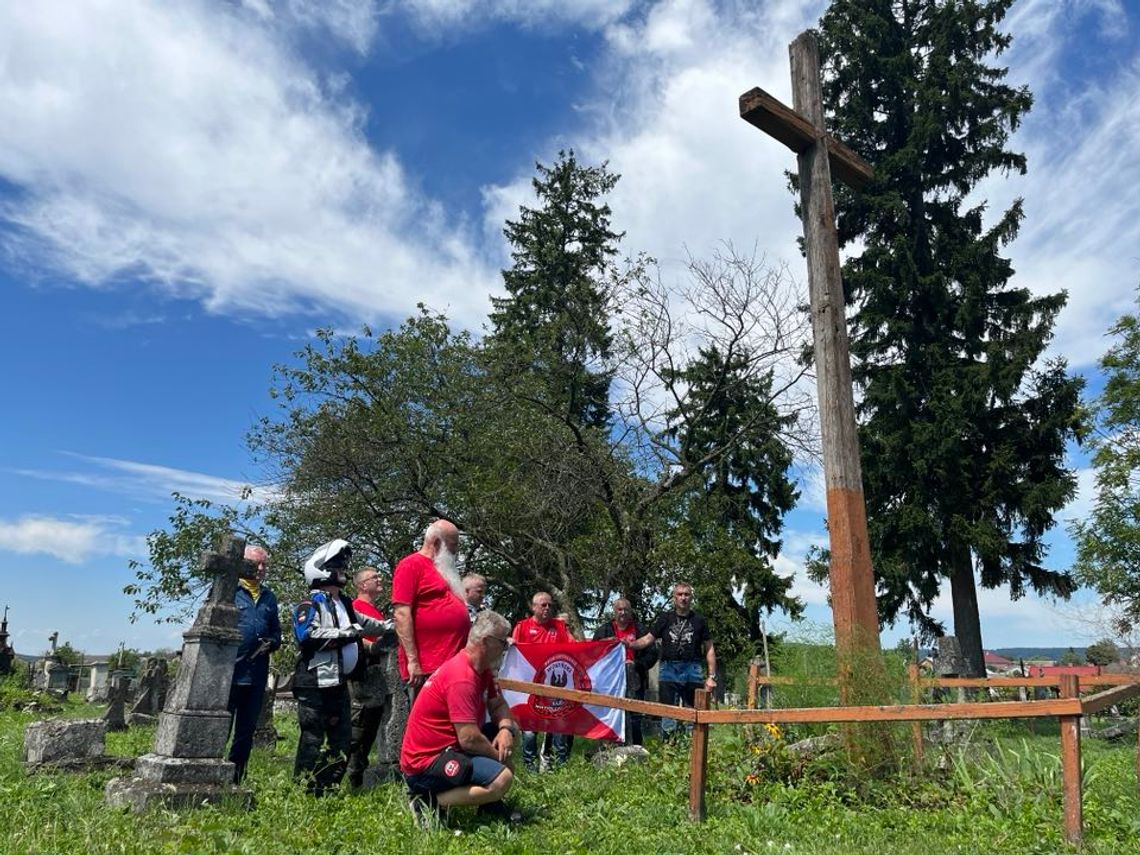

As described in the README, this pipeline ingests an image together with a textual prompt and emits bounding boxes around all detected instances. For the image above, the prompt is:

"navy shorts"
[405,750,507,796]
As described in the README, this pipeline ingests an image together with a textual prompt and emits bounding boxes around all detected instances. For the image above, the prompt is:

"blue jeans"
[657,660,703,738]
[523,731,569,770]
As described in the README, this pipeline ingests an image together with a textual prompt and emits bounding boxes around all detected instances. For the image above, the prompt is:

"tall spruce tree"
[488,150,621,429]
[664,344,802,665]
[817,0,1086,674]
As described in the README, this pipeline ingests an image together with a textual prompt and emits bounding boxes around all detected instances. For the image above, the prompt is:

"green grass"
[2,694,1140,854]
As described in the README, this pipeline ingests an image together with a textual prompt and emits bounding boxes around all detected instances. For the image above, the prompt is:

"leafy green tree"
[126,491,279,622]
[816,0,1086,675]
[1072,291,1140,630]
[1085,638,1120,668]
[130,163,813,640]
[54,641,81,667]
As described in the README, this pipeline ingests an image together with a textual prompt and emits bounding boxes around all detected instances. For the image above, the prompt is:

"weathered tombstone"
[933,636,969,741]
[364,642,409,786]
[32,658,48,691]
[128,656,170,726]
[251,674,278,748]
[86,661,110,704]
[590,744,650,769]
[933,636,967,677]
[44,660,70,696]
[103,674,130,732]
[23,718,132,774]
[105,533,250,811]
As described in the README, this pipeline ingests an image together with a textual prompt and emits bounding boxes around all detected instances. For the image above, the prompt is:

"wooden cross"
[739,32,882,695]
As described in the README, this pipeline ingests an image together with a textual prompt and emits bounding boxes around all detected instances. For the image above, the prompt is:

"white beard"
[433,546,466,599]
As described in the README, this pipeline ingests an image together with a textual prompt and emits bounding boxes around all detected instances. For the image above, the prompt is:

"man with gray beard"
[392,520,471,703]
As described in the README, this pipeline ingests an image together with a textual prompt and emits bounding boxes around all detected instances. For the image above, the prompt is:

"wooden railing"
[500,673,1140,846]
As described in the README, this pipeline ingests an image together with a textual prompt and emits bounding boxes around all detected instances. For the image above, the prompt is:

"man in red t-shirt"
[511,591,572,771]
[392,520,471,701]
[400,610,522,826]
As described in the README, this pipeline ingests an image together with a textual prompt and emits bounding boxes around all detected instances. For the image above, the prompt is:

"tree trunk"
[948,543,986,678]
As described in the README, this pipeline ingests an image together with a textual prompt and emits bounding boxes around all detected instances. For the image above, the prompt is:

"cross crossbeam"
[739,87,874,190]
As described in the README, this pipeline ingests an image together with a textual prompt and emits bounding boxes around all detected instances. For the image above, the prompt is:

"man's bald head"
[422,519,460,557]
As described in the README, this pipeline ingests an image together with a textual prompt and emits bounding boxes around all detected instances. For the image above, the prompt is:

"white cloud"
[240,0,381,54]
[0,0,496,325]
[777,527,831,607]
[483,0,821,278]
[397,0,636,32]
[482,0,1139,370]
[11,453,280,505]
[0,514,144,563]
[958,1,1139,367]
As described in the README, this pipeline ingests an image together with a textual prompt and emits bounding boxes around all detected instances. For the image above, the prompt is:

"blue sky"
[1,0,1137,657]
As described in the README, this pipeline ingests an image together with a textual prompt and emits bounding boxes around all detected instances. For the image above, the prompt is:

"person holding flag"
[511,592,571,770]
[593,598,657,746]
[624,582,716,740]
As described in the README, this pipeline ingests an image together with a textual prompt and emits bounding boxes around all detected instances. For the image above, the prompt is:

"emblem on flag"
[501,640,626,741]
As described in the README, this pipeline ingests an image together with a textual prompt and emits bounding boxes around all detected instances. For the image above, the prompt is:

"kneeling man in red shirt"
[400,610,522,825]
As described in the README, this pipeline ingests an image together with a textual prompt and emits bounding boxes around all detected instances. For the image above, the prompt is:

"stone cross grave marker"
[106,533,250,811]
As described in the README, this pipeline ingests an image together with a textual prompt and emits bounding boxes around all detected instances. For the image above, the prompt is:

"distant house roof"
[984,651,1015,668]
[1028,665,1102,678]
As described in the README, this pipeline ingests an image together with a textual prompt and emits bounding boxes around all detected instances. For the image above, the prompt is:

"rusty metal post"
[1058,674,1082,846]
[688,689,710,822]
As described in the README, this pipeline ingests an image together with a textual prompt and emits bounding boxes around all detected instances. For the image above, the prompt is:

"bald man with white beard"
[392,520,472,702]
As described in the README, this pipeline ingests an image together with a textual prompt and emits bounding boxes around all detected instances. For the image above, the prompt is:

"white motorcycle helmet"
[303,538,352,588]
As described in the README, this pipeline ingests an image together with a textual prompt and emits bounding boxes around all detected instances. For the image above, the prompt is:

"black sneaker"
[476,800,524,824]
[408,793,441,830]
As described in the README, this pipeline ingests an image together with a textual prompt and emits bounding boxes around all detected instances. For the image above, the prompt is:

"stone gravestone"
[44,660,71,697]
[252,674,278,748]
[365,639,409,786]
[103,674,130,732]
[933,636,969,742]
[24,718,132,774]
[127,656,170,727]
[86,661,110,704]
[106,534,250,811]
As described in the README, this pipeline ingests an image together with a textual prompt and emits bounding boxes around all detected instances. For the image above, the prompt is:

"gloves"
[252,638,275,659]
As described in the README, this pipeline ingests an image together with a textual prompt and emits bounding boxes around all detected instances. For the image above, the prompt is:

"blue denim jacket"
[232,585,282,687]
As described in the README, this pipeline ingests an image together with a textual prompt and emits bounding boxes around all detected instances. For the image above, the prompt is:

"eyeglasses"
[487,634,513,648]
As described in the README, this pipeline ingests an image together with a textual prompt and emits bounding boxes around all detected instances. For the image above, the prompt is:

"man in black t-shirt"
[624,583,716,739]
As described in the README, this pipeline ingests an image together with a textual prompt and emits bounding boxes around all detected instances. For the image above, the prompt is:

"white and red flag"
[500,640,626,741]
